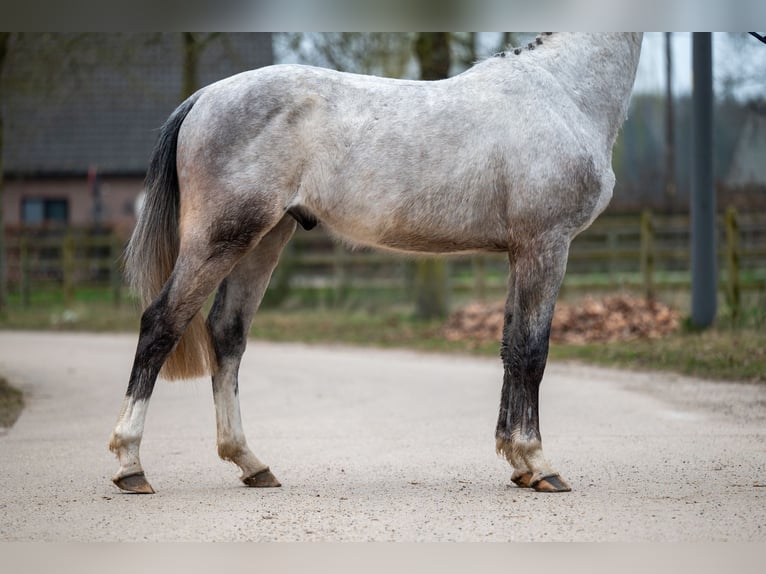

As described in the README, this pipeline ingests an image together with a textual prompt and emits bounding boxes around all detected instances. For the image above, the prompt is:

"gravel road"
[0,331,764,541]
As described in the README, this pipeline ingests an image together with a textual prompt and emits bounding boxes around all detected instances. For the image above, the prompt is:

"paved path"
[0,331,764,541]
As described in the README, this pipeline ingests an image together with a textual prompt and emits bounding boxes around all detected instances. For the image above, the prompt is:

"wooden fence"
[4,210,766,312]
[5,227,124,307]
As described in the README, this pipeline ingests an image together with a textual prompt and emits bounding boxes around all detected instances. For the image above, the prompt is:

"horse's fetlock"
[107,433,122,453]
[108,429,140,453]
[495,436,514,461]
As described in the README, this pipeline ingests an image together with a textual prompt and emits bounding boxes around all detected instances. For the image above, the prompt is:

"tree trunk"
[181,33,222,101]
[413,33,451,320]
[181,32,200,101]
[414,33,450,80]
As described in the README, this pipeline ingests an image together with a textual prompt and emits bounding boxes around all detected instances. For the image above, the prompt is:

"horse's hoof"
[511,470,534,488]
[243,467,281,488]
[530,474,571,493]
[113,472,155,494]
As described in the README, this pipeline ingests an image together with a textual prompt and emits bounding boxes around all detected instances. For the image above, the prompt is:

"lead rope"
[749,32,766,44]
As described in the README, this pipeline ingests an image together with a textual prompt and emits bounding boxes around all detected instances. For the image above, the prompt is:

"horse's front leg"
[495,240,571,493]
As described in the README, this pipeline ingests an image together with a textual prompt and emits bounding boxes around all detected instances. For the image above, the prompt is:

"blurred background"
[0,32,764,382]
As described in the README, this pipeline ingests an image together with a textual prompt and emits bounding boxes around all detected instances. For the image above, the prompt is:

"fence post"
[414,258,449,320]
[20,234,31,308]
[63,232,75,307]
[725,207,740,322]
[333,242,349,307]
[640,209,655,301]
[472,255,486,302]
[110,233,122,307]
[607,226,618,285]
[265,240,293,308]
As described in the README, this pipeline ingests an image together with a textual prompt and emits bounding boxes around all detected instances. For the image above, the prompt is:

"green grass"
[1,291,765,384]
[5,285,125,306]
[548,330,766,383]
[0,300,140,332]
[248,308,501,354]
[248,309,766,383]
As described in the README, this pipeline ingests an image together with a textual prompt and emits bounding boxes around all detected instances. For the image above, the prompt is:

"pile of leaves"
[442,295,681,344]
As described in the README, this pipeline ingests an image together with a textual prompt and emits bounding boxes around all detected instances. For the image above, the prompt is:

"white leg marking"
[213,367,268,479]
[109,397,149,478]
[497,433,557,479]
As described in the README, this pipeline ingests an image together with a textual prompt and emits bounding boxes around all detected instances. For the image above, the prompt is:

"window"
[21,198,69,225]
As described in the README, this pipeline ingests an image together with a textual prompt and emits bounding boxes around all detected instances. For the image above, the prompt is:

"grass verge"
[548,330,766,383]
[249,310,766,383]
[1,301,764,384]
[0,302,140,332]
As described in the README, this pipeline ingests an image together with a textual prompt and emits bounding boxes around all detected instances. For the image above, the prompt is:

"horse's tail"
[125,92,217,381]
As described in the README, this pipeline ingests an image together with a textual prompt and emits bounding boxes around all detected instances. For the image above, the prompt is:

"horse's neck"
[539,33,643,147]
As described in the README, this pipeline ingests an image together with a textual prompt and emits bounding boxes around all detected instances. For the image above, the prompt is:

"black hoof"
[530,474,571,493]
[242,467,282,488]
[113,471,155,494]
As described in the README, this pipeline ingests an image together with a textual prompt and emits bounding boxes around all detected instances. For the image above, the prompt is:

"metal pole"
[690,33,716,328]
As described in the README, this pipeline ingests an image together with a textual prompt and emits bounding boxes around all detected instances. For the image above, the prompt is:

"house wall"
[3,176,143,237]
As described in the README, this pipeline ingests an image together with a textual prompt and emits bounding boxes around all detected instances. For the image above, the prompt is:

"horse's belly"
[313,201,508,255]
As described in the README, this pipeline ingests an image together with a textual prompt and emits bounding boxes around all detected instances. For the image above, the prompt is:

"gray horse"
[109,33,643,494]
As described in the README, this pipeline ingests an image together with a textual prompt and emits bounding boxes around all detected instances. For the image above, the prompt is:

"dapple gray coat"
[110,33,643,494]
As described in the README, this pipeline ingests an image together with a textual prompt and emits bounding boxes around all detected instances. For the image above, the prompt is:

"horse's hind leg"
[109,223,270,493]
[207,216,296,487]
[495,238,571,493]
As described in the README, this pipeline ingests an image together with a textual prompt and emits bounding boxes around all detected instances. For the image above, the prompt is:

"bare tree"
[279,33,414,78]
[718,33,766,102]
[181,33,222,100]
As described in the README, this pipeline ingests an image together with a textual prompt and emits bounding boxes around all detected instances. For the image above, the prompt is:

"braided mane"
[494,32,554,58]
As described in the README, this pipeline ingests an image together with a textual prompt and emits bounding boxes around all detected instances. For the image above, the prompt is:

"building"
[2,33,274,237]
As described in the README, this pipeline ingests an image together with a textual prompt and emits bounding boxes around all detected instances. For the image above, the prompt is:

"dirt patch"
[0,375,24,428]
[442,294,681,344]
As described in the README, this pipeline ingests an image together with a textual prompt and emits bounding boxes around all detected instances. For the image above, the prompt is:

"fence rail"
[4,209,766,313]
[5,227,124,307]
